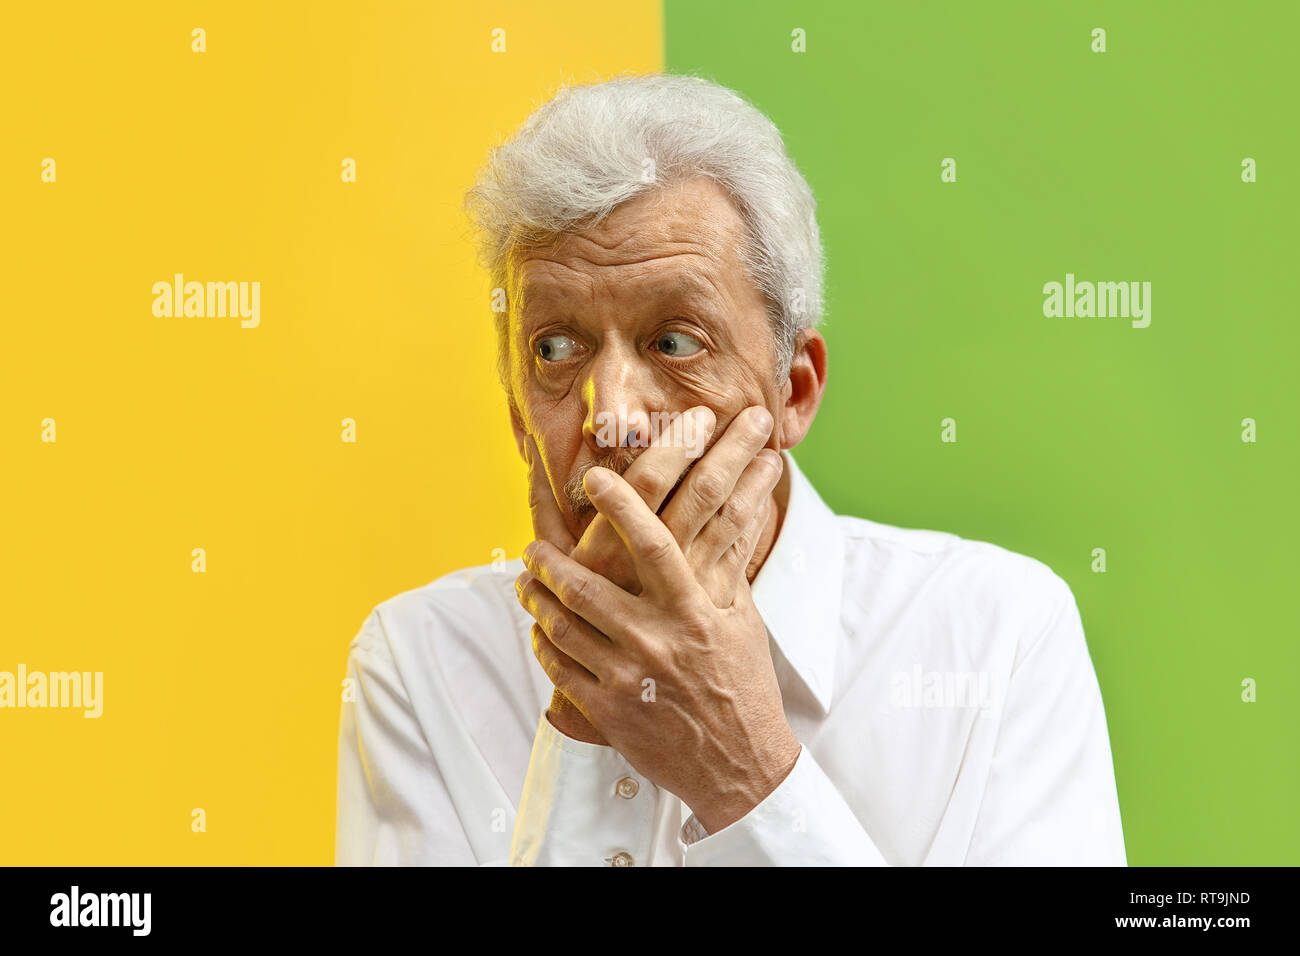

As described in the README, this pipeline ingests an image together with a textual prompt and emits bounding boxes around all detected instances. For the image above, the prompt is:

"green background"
[666,0,1299,865]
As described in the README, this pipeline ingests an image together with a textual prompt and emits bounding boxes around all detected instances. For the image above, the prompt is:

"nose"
[580,344,662,452]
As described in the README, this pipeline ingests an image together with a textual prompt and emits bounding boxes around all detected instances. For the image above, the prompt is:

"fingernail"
[694,405,717,433]
[515,570,529,594]
[584,468,612,494]
[523,540,539,563]
[751,407,774,433]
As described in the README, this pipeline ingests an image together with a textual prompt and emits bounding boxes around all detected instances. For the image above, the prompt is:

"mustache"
[562,448,706,520]
[562,447,640,517]
[560,423,726,519]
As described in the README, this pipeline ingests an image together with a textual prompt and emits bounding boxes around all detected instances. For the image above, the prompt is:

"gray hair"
[462,72,825,390]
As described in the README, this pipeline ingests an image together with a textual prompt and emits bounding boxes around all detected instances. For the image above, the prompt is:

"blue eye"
[536,334,578,362]
[654,331,704,357]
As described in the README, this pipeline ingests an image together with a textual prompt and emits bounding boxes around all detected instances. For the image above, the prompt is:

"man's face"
[507,175,785,540]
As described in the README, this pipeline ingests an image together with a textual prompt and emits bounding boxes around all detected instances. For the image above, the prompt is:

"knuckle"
[642,531,676,565]
[622,618,651,650]
[689,469,728,509]
[759,452,783,486]
[680,604,714,636]
[625,466,667,504]
[558,572,591,612]
[547,607,573,646]
[639,643,671,678]
[717,495,747,533]
[517,575,538,608]
[607,666,638,701]
[735,514,761,549]
[707,578,735,609]
[532,626,552,664]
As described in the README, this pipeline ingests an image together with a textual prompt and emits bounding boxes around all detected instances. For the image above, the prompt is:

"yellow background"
[0,1,662,864]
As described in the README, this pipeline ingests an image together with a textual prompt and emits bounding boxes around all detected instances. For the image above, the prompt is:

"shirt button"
[609,851,635,867]
[615,776,639,799]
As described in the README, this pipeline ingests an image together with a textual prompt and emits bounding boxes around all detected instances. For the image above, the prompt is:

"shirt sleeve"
[678,743,891,865]
[335,610,484,866]
[964,579,1128,865]
[509,710,660,866]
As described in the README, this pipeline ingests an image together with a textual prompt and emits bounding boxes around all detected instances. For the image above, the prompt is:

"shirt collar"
[749,450,843,716]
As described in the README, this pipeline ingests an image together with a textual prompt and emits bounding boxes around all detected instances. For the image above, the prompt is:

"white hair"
[462,72,825,387]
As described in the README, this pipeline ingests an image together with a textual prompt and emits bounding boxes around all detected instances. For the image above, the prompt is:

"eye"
[536,334,579,362]
[653,330,704,358]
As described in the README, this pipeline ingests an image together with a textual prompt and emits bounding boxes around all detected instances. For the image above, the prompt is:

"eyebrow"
[519,273,721,319]
[662,275,722,304]
[516,286,568,318]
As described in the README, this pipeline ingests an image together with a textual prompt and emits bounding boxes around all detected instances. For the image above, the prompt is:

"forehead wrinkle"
[557,230,723,263]
[517,250,726,316]
[571,184,742,253]
[509,182,751,325]
[512,257,591,324]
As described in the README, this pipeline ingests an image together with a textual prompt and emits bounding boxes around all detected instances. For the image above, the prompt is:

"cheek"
[536,428,583,473]
[513,345,588,424]
[510,344,582,439]
[523,402,587,492]
[675,356,769,419]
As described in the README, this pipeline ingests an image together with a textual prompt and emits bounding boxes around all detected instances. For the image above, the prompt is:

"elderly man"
[335,73,1127,866]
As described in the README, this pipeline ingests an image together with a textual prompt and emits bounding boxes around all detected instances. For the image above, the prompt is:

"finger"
[714,489,775,600]
[522,538,635,639]
[525,432,577,552]
[517,570,617,680]
[727,573,761,621]
[660,405,775,548]
[582,468,695,600]
[531,622,598,705]
[619,405,716,513]
[694,448,783,566]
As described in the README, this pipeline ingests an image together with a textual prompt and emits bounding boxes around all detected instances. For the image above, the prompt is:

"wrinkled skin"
[506,175,828,830]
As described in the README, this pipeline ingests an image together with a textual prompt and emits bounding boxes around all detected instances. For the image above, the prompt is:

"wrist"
[690,726,801,834]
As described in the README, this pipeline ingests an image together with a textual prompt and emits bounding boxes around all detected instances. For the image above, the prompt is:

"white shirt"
[335,451,1127,866]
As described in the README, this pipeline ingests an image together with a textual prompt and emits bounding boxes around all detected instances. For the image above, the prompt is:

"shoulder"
[840,514,1071,597]
[837,514,1078,655]
[349,559,528,669]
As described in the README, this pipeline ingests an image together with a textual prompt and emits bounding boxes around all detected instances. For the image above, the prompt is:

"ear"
[507,398,529,462]
[777,328,828,451]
